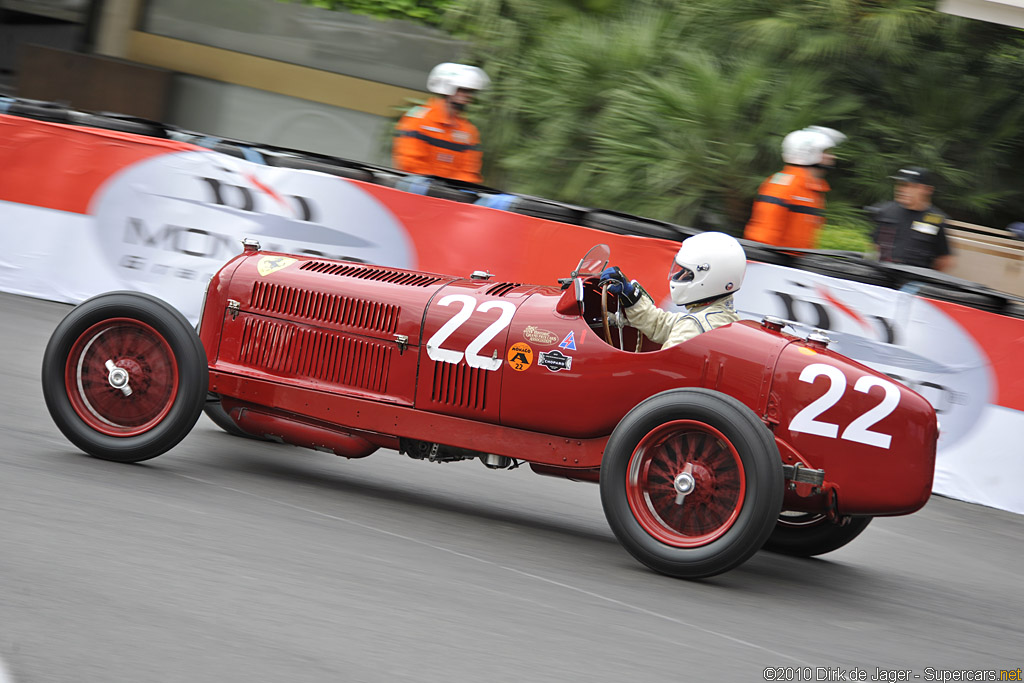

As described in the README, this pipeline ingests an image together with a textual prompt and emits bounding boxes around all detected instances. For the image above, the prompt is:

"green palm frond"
[444,0,1024,228]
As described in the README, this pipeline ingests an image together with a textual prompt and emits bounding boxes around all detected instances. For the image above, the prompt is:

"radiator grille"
[239,317,389,393]
[250,282,399,335]
[300,261,442,287]
[429,361,488,411]
[485,282,523,297]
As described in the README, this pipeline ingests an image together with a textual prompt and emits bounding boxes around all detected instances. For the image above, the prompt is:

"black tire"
[508,195,584,224]
[6,99,71,123]
[600,388,784,579]
[425,181,478,203]
[582,210,697,241]
[763,513,872,557]
[41,292,208,463]
[267,155,375,182]
[203,399,265,440]
[67,111,169,138]
[207,142,248,159]
[793,253,894,287]
[913,283,1006,314]
[736,238,794,267]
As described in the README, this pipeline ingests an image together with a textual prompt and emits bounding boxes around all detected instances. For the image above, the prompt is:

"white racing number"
[788,363,901,449]
[426,295,516,371]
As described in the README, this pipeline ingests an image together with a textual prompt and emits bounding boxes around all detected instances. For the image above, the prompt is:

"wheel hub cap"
[64,318,179,437]
[673,468,696,504]
[625,420,746,548]
[105,360,133,396]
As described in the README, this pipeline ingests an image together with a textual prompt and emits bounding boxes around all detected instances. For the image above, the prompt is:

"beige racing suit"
[624,293,739,350]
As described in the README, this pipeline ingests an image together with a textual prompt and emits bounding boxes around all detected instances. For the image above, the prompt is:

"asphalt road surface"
[1,292,1021,683]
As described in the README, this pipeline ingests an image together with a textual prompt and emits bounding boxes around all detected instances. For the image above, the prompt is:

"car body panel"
[197,247,938,517]
[416,278,525,421]
[768,343,938,514]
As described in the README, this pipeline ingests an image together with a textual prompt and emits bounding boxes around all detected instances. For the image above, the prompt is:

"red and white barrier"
[3,113,1022,514]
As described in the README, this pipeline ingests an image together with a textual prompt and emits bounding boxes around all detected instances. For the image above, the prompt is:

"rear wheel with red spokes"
[42,292,208,462]
[601,389,783,579]
[626,420,747,548]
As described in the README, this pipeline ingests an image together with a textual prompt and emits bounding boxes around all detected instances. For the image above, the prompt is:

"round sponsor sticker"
[507,342,534,371]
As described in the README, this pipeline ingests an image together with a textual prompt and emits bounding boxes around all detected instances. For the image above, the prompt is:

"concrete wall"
[0,1,85,79]
[140,0,466,91]
[4,0,466,164]
[118,0,468,165]
[168,75,394,164]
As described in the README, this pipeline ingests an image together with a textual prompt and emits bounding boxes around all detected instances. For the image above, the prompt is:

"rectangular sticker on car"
[538,350,572,372]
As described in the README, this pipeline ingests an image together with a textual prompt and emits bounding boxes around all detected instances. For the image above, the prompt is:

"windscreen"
[575,244,610,277]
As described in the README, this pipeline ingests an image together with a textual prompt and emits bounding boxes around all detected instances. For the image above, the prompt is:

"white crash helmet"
[427,63,491,96]
[781,126,847,166]
[668,232,747,306]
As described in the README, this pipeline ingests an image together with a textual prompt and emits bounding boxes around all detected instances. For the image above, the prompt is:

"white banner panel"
[1,150,415,322]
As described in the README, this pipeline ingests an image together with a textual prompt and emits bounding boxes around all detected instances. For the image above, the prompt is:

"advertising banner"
[734,265,1024,514]
[2,113,1022,514]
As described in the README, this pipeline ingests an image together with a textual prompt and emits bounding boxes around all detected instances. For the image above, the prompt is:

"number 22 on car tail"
[773,345,937,514]
[788,363,901,449]
[416,283,519,421]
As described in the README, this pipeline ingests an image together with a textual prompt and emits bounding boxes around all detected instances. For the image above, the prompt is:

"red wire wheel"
[64,318,179,437]
[625,420,745,548]
[600,389,783,579]
[42,292,208,463]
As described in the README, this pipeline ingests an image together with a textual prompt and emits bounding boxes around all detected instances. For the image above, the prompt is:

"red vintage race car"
[41,242,938,579]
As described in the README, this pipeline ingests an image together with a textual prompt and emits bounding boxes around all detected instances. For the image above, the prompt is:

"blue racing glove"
[599,266,642,306]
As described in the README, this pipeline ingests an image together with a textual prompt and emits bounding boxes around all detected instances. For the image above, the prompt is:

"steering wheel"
[601,283,646,351]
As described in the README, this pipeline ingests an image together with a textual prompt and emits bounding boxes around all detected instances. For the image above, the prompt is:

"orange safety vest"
[744,165,830,249]
[392,97,482,183]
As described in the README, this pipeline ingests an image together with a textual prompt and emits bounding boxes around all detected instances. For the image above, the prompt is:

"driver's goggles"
[669,262,695,283]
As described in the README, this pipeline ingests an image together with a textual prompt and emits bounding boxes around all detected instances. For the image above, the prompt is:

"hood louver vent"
[485,282,523,297]
[250,282,399,334]
[239,317,390,393]
[429,360,488,411]
[301,261,442,287]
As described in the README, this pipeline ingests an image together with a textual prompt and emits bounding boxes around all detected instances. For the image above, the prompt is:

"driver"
[598,232,746,349]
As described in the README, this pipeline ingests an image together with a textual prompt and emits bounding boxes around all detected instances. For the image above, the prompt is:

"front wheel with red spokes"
[42,292,208,462]
[601,389,783,579]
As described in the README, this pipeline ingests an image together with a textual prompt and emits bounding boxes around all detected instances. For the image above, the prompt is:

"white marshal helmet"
[781,125,847,166]
[668,232,747,306]
[427,63,491,96]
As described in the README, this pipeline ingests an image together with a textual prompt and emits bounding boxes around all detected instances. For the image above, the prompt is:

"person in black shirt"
[870,167,954,272]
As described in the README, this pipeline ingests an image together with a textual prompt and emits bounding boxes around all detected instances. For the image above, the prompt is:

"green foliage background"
[296,0,1024,248]
[279,0,452,25]
[441,0,1024,248]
